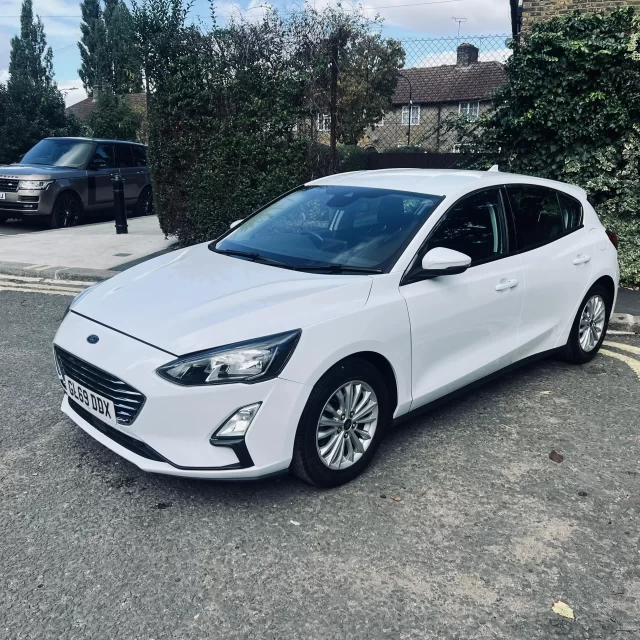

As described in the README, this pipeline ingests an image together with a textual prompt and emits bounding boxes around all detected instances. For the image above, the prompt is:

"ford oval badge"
[87,335,99,344]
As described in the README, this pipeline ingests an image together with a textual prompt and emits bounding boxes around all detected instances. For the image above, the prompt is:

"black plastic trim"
[67,398,250,470]
[209,436,254,468]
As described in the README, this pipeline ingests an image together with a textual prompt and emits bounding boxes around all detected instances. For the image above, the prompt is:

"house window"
[459,101,479,119]
[317,114,331,132]
[401,105,420,125]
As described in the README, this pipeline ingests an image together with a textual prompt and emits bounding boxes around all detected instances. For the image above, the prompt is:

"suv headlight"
[18,180,54,190]
[156,330,301,386]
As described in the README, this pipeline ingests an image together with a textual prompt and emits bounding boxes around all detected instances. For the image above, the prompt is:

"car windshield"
[214,186,443,272]
[20,139,94,169]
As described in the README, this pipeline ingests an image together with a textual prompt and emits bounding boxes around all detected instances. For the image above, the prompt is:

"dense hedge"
[134,0,402,245]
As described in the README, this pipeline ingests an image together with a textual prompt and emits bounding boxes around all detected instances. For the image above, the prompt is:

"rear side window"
[557,193,582,231]
[131,145,148,167]
[425,188,507,264]
[507,186,564,251]
[115,144,135,168]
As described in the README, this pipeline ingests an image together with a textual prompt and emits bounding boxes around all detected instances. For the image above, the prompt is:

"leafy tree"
[0,0,74,164]
[452,8,640,283]
[78,0,109,96]
[88,91,143,140]
[78,0,142,96]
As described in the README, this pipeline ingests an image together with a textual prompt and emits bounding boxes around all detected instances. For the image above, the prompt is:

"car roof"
[44,137,145,146]
[307,169,587,200]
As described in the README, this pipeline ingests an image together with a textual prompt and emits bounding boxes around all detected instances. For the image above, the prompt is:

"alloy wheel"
[56,194,80,227]
[578,294,606,352]
[316,381,378,470]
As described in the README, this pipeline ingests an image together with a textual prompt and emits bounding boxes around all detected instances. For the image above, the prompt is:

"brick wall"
[522,0,640,29]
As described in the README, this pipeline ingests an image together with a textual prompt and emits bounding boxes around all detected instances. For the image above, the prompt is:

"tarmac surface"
[1,288,639,639]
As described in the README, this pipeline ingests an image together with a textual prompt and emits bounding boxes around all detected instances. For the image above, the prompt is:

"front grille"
[68,399,164,462]
[55,346,146,425]
[0,178,19,192]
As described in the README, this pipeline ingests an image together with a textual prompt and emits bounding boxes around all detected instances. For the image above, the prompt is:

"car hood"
[0,164,80,179]
[73,242,374,356]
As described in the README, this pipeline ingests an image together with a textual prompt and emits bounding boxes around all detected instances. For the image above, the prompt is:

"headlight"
[18,180,54,190]
[156,330,301,386]
[63,283,98,319]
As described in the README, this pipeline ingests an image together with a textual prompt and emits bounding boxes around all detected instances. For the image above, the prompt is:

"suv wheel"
[49,192,82,229]
[559,284,611,364]
[291,358,389,487]
[135,187,154,216]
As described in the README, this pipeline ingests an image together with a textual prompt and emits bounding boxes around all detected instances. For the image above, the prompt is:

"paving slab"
[0,215,176,281]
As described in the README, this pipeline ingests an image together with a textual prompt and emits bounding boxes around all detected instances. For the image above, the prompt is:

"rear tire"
[135,186,153,217]
[291,358,389,488]
[559,284,611,364]
[49,192,82,229]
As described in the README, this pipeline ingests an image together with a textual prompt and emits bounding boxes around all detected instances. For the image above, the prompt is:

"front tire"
[559,284,611,364]
[49,192,82,229]
[291,358,389,488]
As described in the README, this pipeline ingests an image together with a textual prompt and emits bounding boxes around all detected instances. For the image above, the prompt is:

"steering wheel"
[301,231,324,249]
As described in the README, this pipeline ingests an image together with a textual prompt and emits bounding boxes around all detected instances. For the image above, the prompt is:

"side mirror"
[89,157,107,170]
[420,247,471,276]
[229,219,243,230]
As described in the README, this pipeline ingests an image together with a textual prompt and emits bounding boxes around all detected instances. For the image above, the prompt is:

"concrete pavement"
[1,288,639,639]
[0,215,176,282]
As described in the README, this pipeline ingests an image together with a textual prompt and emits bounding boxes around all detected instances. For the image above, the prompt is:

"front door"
[86,143,117,210]
[401,187,524,409]
[505,185,595,360]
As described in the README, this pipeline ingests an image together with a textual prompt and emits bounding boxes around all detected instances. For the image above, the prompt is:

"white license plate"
[0,193,5,200]
[64,376,117,427]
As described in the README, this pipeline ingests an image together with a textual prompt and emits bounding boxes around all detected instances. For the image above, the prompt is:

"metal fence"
[359,34,511,155]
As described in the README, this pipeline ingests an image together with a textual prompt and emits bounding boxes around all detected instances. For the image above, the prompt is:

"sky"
[0,0,512,106]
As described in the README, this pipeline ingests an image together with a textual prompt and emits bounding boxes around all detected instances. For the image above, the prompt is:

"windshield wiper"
[216,248,296,268]
[292,264,383,274]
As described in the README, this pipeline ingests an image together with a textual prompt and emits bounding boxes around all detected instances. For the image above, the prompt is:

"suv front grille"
[55,346,146,425]
[0,178,19,192]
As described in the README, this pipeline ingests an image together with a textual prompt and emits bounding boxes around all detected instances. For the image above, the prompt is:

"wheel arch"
[326,351,399,416]
[590,275,615,308]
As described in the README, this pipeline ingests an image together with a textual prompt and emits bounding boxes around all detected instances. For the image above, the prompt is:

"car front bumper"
[0,186,59,216]
[54,312,312,479]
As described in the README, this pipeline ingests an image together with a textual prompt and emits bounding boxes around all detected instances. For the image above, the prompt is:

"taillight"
[605,229,618,250]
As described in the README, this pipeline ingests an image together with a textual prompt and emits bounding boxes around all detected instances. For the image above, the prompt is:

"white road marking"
[0,280,85,296]
[32,265,57,271]
[0,285,78,296]
[23,264,49,270]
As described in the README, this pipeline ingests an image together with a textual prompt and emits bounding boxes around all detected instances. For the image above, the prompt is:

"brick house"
[511,0,640,37]
[354,44,506,152]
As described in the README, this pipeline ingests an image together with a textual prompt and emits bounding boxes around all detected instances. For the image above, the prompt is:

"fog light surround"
[213,403,261,440]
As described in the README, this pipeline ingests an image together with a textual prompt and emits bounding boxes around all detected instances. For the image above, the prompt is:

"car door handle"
[573,254,591,265]
[495,279,519,291]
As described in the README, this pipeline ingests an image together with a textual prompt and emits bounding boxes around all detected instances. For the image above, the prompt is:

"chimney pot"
[457,43,479,66]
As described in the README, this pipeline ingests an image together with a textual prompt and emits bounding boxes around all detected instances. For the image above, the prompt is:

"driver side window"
[91,144,115,169]
[425,188,508,265]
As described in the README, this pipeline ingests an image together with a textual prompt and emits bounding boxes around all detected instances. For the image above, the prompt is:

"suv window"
[114,144,135,168]
[425,188,507,264]
[91,144,115,169]
[507,186,564,251]
[557,192,582,231]
[131,145,148,167]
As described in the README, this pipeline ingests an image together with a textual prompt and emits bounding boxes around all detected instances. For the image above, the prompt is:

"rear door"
[401,187,525,408]
[506,185,594,360]
[114,143,144,205]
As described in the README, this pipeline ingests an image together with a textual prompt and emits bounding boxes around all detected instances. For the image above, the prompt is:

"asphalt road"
[1,289,639,640]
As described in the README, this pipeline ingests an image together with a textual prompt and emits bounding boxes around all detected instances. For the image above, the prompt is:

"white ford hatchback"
[54,169,619,487]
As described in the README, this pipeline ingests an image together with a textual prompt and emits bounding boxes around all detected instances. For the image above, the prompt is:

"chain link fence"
[353,34,511,158]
